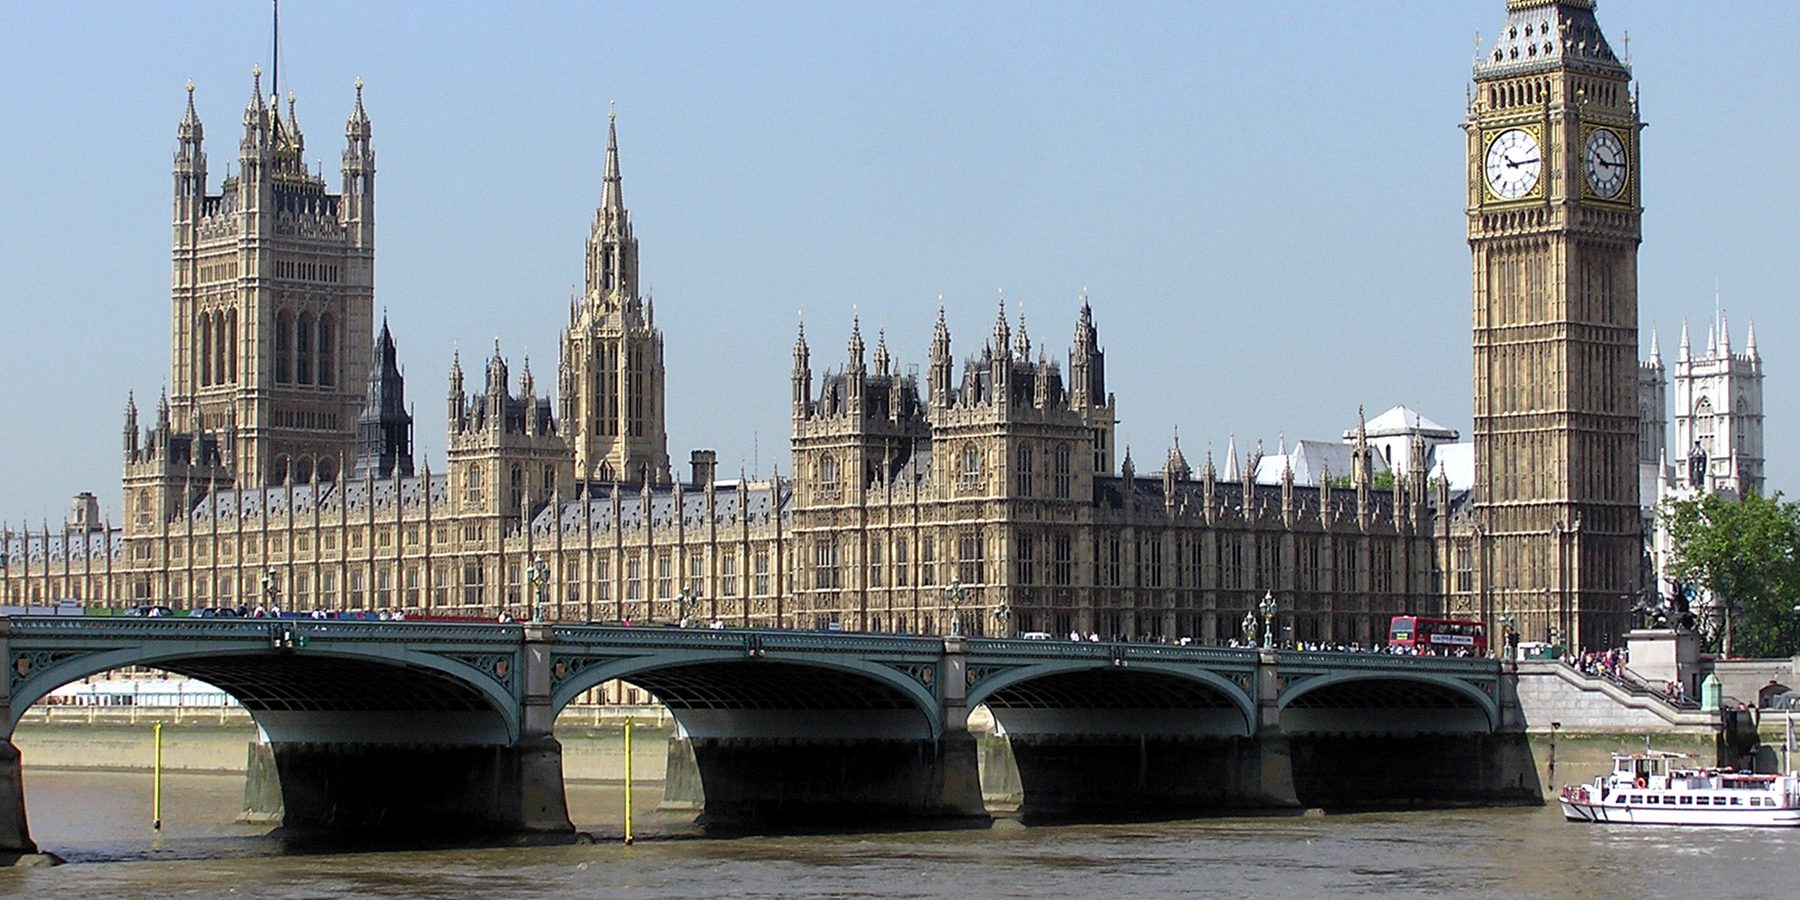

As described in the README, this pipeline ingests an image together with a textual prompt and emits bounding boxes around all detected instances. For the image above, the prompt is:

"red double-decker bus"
[1388,616,1488,655]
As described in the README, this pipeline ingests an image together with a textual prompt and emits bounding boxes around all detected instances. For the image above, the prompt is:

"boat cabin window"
[1679,796,1693,805]
[1615,759,1632,774]
[1731,797,1743,806]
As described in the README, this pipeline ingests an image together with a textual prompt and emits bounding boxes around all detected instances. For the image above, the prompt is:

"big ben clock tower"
[1467,0,1642,650]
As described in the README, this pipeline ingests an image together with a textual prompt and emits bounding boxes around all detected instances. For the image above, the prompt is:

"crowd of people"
[1567,647,1630,682]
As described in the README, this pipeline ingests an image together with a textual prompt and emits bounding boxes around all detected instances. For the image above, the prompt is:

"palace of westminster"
[0,1,1768,652]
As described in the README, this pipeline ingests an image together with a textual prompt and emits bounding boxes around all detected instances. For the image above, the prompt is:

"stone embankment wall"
[1514,661,1713,734]
[13,722,671,782]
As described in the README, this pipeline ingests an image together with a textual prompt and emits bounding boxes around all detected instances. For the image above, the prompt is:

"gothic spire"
[992,290,1010,355]
[601,102,625,220]
[847,316,865,369]
[345,77,371,142]
[178,80,203,143]
[1679,319,1691,361]
[243,65,268,139]
[1648,328,1661,365]
[1746,320,1759,360]
[873,329,890,374]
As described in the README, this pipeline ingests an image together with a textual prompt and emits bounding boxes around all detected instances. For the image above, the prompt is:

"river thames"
[2,742,1797,898]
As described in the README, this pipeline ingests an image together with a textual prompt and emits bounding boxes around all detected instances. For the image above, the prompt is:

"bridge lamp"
[1241,608,1258,648]
[991,600,1011,638]
[527,555,550,624]
[675,588,695,628]
[945,578,964,638]
[261,567,280,613]
[1500,609,1516,659]
[1259,591,1277,649]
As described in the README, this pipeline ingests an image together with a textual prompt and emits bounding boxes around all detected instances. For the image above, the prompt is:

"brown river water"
[2,738,1796,899]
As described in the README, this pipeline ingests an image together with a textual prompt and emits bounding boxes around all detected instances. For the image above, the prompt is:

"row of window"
[813,442,1077,499]
[272,310,338,387]
[802,530,1400,594]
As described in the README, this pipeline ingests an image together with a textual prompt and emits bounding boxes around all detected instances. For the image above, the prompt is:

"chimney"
[690,449,718,488]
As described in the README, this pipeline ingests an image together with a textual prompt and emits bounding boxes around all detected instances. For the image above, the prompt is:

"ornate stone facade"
[4,2,1661,649]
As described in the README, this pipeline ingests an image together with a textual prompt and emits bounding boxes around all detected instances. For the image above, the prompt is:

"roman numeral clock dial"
[1484,128,1541,201]
[1584,128,1628,199]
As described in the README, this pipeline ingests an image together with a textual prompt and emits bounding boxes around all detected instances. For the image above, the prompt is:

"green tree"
[1661,491,1800,658]
[1327,471,1396,491]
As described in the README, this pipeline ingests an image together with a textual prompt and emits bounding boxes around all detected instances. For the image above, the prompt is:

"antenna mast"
[271,0,280,101]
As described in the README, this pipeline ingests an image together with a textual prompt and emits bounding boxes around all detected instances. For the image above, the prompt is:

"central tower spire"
[561,109,670,487]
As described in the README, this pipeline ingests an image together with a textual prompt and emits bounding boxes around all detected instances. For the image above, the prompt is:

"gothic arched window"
[818,454,839,495]
[1053,443,1072,499]
[960,444,982,492]
[275,311,293,384]
[197,312,213,387]
[317,314,336,387]
[226,309,238,384]
[1016,444,1034,496]
[1693,397,1714,453]
[296,312,314,385]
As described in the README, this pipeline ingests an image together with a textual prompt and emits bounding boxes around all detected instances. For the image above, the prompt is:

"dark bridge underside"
[977,669,1269,822]
[622,662,978,827]
[141,654,511,746]
[618,661,929,741]
[620,661,920,712]
[1282,678,1538,809]
[155,655,494,715]
[982,669,1247,738]
[95,655,553,834]
[1283,678,1492,735]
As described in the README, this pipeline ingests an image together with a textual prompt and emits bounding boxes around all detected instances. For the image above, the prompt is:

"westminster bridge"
[0,617,1541,852]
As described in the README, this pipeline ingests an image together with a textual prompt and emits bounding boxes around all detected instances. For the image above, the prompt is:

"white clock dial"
[1583,128,1627,199]
[1484,128,1542,201]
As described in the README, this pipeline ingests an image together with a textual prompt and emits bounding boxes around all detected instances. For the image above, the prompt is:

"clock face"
[1584,128,1628,199]
[1484,129,1542,200]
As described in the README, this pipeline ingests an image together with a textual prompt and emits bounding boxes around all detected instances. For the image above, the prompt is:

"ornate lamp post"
[991,597,1011,638]
[944,578,964,638]
[1500,609,1517,660]
[261,567,280,615]
[675,587,695,628]
[1259,591,1277,650]
[1241,608,1259,648]
[527,555,550,624]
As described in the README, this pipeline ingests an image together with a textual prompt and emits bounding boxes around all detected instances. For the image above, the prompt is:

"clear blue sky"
[0,1,1793,524]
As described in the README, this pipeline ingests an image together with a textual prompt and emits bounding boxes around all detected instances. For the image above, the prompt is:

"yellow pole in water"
[152,721,163,832]
[623,716,634,845]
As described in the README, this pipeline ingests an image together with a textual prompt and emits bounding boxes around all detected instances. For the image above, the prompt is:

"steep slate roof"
[1476,0,1628,80]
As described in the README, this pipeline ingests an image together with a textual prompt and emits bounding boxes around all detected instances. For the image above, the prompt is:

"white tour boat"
[1560,751,1800,827]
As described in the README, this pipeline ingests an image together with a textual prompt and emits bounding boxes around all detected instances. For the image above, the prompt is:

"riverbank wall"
[13,721,673,783]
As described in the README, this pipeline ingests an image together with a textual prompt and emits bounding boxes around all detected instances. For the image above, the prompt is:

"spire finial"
[609,99,616,122]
